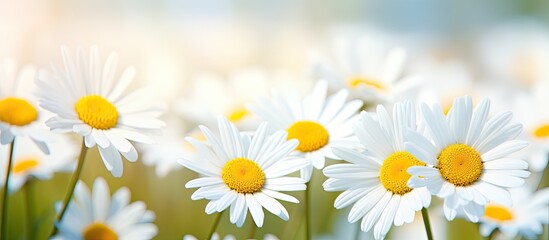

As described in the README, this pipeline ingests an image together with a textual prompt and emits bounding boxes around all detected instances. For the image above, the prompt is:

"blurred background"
[1,0,549,239]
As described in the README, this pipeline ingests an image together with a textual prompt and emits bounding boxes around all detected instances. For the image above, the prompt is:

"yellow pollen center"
[484,204,514,222]
[286,121,329,152]
[227,107,249,123]
[13,159,39,174]
[75,95,118,130]
[222,158,265,194]
[438,144,483,187]
[0,97,38,126]
[379,151,426,195]
[533,124,549,138]
[443,104,453,116]
[82,223,118,240]
[348,77,385,91]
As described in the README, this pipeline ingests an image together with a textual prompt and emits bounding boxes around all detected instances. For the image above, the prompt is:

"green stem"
[248,219,256,239]
[421,208,434,240]
[284,204,303,240]
[305,180,311,240]
[25,178,35,240]
[50,139,87,236]
[1,141,15,240]
[206,212,223,240]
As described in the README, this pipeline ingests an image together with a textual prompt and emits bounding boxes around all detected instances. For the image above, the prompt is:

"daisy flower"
[479,187,549,239]
[183,233,236,240]
[313,36,422,104]
[0,135,77,193]
[0,59,51,152]
[175,69,270,131]
[248,80,363,181]
[141,127,204,178]
[323,101,431,240]
[406,96,530,222]
[183,233,279,240]
[179,117,308,227]
[53,177,157,240]
[486,89,549,172]
[35,46,165,177]
[477,21,549,89]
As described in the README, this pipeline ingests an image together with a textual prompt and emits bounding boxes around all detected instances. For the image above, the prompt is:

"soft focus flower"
[407,96,530,222]
[0,135,77,193]
[477,21,549,89]
[323,101,431,240]
[175,69,270,131]
[0,59,51,152]
[183,233,279,240]
[36,46,165,177]
[313,37,422,104]
[489,90,549,172]
[479,187,549,239]
[53,177,158,240]
[183,233,236,240]
[249,80,362,181]
[179,117,308,227]
[411,54,475,114]
[141,127,203,178]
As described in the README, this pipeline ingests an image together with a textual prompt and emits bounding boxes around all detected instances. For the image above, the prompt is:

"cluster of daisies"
[0,47,162,239]
[0,35,548,240]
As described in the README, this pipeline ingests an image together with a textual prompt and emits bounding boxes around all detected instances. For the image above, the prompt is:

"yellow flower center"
[82,222,118,240]
[533,124,549,138]
[484,204,513,222]
[286,121,329,152]
[438,144,483,187]
[348,77,385,91]
[443,103,452,116]
[379,151,426,195]
[13,159,39,174]
[222,158,265,194]
[0,97,38,126]
[75,95,118,130]
[227,107,249,123]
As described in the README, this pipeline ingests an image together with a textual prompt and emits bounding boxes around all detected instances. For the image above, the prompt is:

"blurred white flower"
[479,187,549,239]
[477,21,549,89]
[183,232,279,240]
[249,80,363,181]
[489,90,549,173]
[141,126,203,178]
[36,46,165,177]
[410,54,475,114]
[183,233,236,240]
[54,177,158,240]
[407,96,530,222]
[0,135,77,193]
[179,117,308,227]
[0,59,52,152]
[175,69,272,131]
[313,36,422,104]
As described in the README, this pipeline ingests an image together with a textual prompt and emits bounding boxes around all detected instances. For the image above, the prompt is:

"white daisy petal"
[348,186,386,223]
[374,195,400,240]
[245,194,264,227]
[465,98,490,145]
[181,117,307,227]
[482,140,528,161]
[55,177,157,239]
[333,188,369,210]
